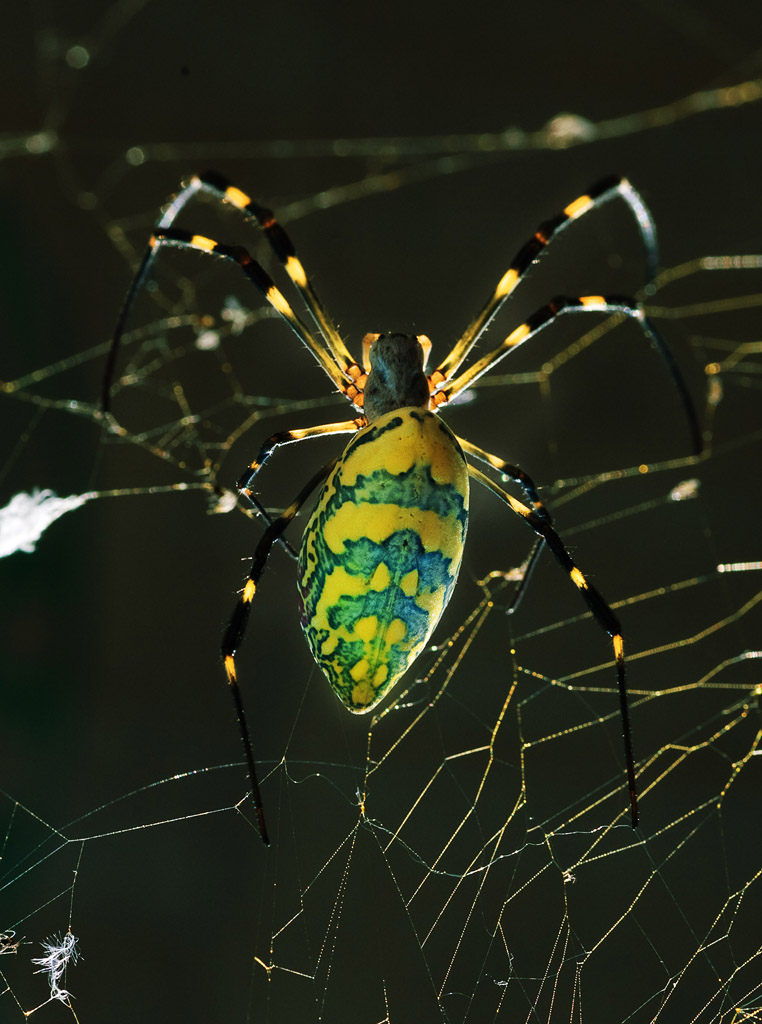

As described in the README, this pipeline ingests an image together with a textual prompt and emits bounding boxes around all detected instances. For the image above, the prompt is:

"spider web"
[2,3,762,1021]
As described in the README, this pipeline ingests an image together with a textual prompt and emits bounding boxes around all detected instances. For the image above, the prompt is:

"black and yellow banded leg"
[103,227,361,413]
[235,418,362,562]
[456,436,551,522]
[468,462,638,827]
[221,457,339,846]
[146,229,355,394]
[434,294,702,456]
[430,176,660,387]
[233,488,299,562]
[102,173,365,413]
[456,440,552,611]
[176,171,359,381]
[236,417,364,497]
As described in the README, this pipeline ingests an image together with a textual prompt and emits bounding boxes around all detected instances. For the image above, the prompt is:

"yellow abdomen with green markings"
[297,407,469,713]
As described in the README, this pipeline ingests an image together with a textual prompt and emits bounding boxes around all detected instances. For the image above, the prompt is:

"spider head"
[362,332,431,421]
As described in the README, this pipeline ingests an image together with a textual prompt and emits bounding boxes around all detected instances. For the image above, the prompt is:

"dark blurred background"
[2,1,761,1021]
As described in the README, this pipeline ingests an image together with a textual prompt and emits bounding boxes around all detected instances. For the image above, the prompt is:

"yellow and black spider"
[104,172,701,845]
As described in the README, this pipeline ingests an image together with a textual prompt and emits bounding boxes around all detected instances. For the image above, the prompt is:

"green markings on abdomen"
[297,408,469,712]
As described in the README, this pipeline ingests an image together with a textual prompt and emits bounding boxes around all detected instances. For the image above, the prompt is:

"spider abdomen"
[297,407,469,713]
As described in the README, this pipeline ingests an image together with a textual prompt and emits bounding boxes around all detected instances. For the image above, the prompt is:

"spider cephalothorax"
[362,332,431,420]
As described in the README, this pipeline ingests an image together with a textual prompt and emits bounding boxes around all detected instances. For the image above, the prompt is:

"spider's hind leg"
[468,461,638,828]
[222,456,338,846]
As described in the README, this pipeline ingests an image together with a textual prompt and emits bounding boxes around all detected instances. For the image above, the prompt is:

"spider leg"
[102,243,159,411]
[103,174,221,410]
[103,230,360,413]
[456,437,551,612]
[433,294,702,455]
[468,462,638,828]
[234,489,299,561]
[456,436,551,521]
[221,456,339,846]
[430,176,659,387]
[235,417,362,561]
[103,172,364,413]
[237,417,364,499]
[181,171,359,379]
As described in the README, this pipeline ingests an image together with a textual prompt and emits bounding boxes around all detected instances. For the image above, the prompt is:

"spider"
[104,171,701,845]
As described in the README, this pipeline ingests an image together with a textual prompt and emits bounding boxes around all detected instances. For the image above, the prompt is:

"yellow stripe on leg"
[266,286,296,319]
[564,194,592,219]
[190,234,218,252]
[285,256,308,288]
[225,185,252,209]
[570,566,588,590]
[494,267,519,299]
[224,654,237,684]
[506,322,531,346]
[505,493,531,518]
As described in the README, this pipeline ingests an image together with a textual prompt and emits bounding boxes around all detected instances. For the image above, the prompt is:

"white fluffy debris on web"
[31,932,80,1003]
[0,489,90,559]
[209,488,239,514]
[669,478,700,502]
